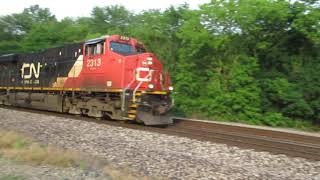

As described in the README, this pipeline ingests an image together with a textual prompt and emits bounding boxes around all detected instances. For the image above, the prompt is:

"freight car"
[0,35,173,125]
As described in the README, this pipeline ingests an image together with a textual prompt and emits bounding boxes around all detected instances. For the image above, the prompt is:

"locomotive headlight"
[168,86,174,91]
[148,84,154,89]
[146,57,153,65]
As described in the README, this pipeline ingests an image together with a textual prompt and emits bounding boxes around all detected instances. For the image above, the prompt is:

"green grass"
[0,174,25,180]
[0,130,80,167]
[0,130,154,180]
[188,113,320,132]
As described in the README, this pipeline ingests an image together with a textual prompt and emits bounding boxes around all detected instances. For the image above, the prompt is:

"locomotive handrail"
[121,68,151,111]
[133,73,151,102]
[121,71,137,112]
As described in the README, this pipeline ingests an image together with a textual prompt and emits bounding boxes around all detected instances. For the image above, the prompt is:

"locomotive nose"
[137,53,156,66]
[135,53,163,89]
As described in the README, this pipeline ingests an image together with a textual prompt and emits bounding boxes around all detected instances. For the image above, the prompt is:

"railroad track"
[1,106,320,161]
[166,119,320,161]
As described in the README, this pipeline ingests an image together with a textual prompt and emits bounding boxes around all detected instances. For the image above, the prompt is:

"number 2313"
[87,58,101,68]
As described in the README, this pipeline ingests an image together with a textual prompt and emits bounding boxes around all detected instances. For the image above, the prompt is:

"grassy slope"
[0,130,152,180]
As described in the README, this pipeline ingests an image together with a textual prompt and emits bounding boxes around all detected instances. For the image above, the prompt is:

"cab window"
[110,41,134,56]
[85,42,105,56]
[136,46,146,53]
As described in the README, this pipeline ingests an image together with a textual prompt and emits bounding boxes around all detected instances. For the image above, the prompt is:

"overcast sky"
[0,0,210,20]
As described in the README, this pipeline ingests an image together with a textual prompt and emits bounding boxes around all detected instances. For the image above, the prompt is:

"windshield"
[136,46,146,53]
[110,41,146,56]
[110,41,134,55]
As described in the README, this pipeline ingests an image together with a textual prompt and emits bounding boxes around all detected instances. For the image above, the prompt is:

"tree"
[22,18,88,51]
[90,5,133,35]
[1,1,319,128]
[0,5,56,54]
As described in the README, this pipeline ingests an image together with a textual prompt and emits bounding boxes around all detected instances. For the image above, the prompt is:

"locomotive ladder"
[122,68,152,120]
[127,91,142,119]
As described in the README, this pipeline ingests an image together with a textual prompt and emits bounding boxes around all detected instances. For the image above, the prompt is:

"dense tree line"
[1,0,319,130]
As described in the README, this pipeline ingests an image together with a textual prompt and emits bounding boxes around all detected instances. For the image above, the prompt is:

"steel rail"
[168,118,320,161]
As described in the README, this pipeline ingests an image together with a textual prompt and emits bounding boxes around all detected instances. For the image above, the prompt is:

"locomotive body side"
[0,43,83,89]
[0,35,173,125]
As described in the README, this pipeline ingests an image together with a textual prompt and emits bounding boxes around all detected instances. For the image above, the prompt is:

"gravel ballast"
[0,158,108,180]
[0,108,319,179]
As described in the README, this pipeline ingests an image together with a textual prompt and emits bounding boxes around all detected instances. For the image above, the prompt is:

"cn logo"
[21,62,43,79]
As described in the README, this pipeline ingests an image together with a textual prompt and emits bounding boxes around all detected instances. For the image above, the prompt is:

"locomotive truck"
[0,35,174,125]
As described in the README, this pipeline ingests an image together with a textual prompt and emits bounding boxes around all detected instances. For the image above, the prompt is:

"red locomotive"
[0,35,174,125]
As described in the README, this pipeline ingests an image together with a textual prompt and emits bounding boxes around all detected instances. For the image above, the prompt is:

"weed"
[0,130,79,167]
[0,174,25,180]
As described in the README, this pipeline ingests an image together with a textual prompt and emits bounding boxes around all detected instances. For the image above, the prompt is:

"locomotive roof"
[85,35,110,45]
[0,53,18,62]
[0,53,15,57]
[85,37,106,45]
[0,42,83,63]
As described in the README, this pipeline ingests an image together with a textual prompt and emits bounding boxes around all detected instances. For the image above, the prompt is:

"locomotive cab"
[82,35,174,125]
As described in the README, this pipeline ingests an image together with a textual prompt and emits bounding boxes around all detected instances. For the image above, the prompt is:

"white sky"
[0,0,210,20]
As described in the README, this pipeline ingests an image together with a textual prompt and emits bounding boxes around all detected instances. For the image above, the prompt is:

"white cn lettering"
[21,62,43,79]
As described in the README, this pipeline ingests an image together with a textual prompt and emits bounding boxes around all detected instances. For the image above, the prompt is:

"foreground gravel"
[0,108,319,180]
[0,158,108,180]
